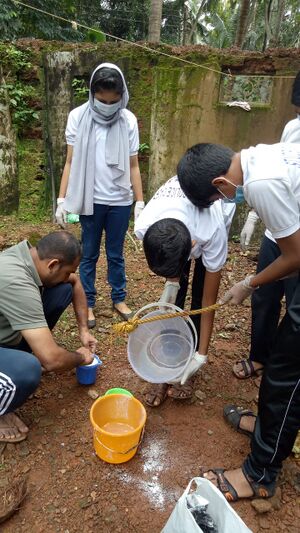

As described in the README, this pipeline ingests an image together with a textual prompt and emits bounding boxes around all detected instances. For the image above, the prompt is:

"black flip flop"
[223,404,256,438]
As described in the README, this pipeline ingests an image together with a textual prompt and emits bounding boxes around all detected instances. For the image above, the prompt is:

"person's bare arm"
[21,327,93,372]
[68,273,89,332]
[58,145,73,198]
[68,274,97,352]
[130,155,143,201]
[198,270,222,355]
[250,230,300,288]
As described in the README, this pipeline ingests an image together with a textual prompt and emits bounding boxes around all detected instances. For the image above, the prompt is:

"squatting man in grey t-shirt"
[0,231,96,443]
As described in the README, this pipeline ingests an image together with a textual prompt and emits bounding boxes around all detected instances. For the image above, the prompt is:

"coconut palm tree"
[148,0,163,42]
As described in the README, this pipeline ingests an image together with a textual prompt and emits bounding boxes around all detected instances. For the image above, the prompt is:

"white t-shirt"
[281,117,300,144]
[241,143,300,240]
[264,119,300,241]
[135,176,235,273]
[65,106,139,206]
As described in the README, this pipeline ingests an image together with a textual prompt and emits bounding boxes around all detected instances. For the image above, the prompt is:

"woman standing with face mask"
[56,63,144,327]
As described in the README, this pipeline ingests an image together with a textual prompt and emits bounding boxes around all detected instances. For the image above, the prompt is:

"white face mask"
[93,98,121,118]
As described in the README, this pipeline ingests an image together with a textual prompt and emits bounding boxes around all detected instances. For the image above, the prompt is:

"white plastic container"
[128,303,197,383]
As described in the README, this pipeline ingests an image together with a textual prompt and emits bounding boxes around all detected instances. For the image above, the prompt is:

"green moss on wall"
[17,139,51,221]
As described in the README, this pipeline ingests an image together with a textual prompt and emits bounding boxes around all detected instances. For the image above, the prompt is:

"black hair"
[91,67,123,96]
[36,231,82,265]
[177,143,235,208]
[291,71,300,107]
[143,218,191,278]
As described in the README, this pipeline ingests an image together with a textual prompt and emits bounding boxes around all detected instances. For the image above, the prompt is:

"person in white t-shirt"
[135,176,235,406]
[177,141,300,503]
[234,71,300,380]
[55,64,144,327]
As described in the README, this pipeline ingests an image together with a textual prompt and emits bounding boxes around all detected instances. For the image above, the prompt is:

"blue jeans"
[79,204,132,308]
[0,283,72,414]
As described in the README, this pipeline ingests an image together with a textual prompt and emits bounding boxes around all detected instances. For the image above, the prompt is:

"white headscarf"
[64,63,131,215]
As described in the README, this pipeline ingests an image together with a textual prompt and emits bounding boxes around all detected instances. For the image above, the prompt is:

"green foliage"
[85,28,106,43]
[161,0,184,44]
[0,0,22,40]
[0,0,84,41]
[0,82,40,132]
[279,1,300,48]
[0,0,298,50]
[0,44,32,73]
[72,77,89,106]
[0,0,150,42]
[139,142,150,153]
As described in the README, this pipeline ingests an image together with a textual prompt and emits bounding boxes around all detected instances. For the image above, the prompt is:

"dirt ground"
[0,219,299,533]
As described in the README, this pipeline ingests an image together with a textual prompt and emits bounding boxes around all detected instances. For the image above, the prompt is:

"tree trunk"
[269,0,285,47]
[187,3,204,45]
[263,0,273,50]
[0,69,18,214]
[182,3,188,45]
[148,0,163,43]
[234,0,251,48]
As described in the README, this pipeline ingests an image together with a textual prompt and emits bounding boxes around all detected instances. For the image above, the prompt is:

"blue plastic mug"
[76,355,102,385]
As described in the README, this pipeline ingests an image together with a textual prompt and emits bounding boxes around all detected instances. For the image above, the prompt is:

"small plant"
[0,44,32,73]
[72,78,89,105]
[0,82,39,131]
[139,142,150,154]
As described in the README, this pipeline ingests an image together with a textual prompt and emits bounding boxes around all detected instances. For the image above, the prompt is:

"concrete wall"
[148,65,296,235]
[2,41,300,234]
[149,68,294,184]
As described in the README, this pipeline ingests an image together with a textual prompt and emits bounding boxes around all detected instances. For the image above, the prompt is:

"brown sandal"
[144,383,169,407]
[167,380,194,400]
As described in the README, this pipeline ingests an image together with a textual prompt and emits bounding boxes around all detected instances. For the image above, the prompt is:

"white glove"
[55,198,67,228]
[240,210,259,250]
[180,352,207,385]
[134,201,145,221]
[220,275,257,305]
[159,281,180,309]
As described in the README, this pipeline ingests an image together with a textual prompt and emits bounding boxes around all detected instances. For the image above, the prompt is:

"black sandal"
[233,359,264,379]
[223,404,256,438]
[242,466,276,499]
[200,467,276,502]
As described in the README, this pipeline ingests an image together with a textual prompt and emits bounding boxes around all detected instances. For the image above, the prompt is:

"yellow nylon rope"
[112,302,222,334]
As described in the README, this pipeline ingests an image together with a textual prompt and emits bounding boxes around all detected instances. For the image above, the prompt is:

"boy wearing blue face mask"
[56,64,144,327]
[177,142,300,504]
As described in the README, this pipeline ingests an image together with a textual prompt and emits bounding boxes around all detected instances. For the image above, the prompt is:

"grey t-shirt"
[0,240,47,346]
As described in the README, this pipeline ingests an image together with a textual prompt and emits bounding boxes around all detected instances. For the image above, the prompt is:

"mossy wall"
[148,63,298,235]
[1,40,300,238]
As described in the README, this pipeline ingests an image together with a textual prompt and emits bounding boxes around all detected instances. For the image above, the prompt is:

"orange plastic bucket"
[90,394,147,464]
